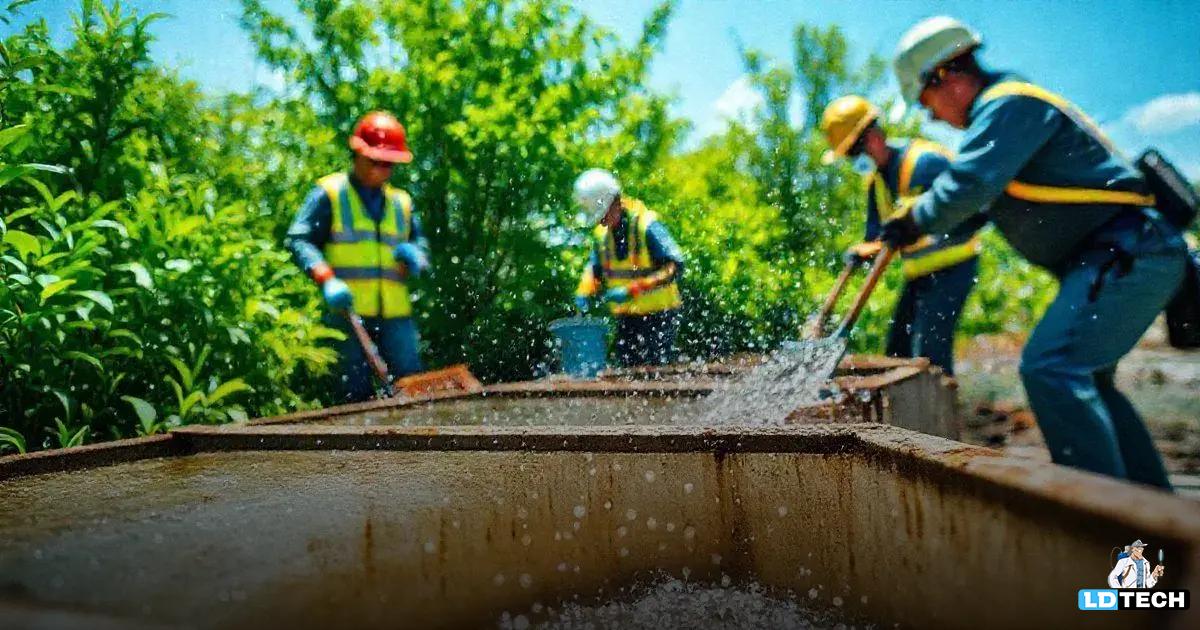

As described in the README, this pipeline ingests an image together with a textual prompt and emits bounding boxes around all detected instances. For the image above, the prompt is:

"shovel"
[345,310,397,398]
[778,246,896,383]
[802,256,862,340]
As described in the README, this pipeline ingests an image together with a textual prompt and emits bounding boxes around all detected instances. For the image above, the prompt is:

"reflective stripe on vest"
[870,140,980,278]
[318,172,414,318]
[594,200,682,316]
[979,82,1156,207]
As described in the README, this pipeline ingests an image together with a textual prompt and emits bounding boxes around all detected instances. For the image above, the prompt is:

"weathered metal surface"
[1,424,1197,629]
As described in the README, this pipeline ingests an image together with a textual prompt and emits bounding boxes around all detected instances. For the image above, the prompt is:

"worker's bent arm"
[284,186,334,275]
[913,94,1062,235]
[575,249,602,297]
[409,212,431,255]
[864,180,882,241]
[645,221,684,281]
[635,261,678,293]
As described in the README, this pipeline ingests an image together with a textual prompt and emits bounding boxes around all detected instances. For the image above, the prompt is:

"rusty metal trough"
[248,355,962,440]
[2,355,1198,629]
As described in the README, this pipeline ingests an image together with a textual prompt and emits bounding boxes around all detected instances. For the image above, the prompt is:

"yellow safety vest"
[318,172,414,318]
[868,139,982,279]
[979,81,1156,208]
[593,200,683,316]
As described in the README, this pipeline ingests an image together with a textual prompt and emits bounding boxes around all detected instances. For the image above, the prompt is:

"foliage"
[0,0,1066,453]
[0,1,336,450]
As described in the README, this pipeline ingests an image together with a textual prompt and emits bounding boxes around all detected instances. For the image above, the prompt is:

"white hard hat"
[894,16,983,104]
[573,168,620,224]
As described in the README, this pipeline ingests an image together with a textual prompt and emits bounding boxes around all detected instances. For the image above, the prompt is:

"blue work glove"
[392,243,430,278]
[604,286,631,305]
[322,277,353,311]
[574,295,590,312]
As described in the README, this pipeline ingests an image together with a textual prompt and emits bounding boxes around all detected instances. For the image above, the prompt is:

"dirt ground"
[954,321,1200,493]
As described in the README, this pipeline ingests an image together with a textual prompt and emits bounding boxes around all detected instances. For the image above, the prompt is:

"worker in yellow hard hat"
[820,94,984,375]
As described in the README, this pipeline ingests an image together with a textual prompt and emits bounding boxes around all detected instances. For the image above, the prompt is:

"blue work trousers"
[1020,214,1186,489]
[324,314,423,404]
[886,257,977,376]
[614,309,681,367]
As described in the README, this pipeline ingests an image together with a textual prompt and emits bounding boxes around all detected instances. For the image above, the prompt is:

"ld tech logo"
[1078,538,1189,611]
[1078,589,1188,611]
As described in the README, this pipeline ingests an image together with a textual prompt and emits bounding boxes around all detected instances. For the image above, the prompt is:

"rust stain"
[362,517,376,580]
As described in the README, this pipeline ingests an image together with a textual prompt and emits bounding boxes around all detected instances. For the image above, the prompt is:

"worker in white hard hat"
[572,169,685,366]
[881,16,1187,489]
[819,95,984,375]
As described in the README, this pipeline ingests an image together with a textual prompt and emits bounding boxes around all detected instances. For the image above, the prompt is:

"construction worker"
[573,169,684,366]
[285,111,431,403]
[884,17,1187,488]
[820,95,983,375]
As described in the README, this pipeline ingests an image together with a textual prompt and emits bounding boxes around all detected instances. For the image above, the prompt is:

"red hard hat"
[349,111,413,163]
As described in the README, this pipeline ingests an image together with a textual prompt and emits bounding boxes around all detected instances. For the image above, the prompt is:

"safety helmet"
[573,169,621,224]
[894,16,982,104]
[349,111,413,163]
[820,95,881,165]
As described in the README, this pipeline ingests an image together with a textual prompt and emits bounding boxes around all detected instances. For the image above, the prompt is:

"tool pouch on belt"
[1166,248,1200,349]
[1137,149,1199,229]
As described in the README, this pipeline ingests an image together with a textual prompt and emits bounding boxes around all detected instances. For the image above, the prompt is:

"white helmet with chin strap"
[573,168,621,224]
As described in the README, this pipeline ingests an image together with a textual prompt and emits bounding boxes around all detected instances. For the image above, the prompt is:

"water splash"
[692,340,845,426]
[524,577,860,629]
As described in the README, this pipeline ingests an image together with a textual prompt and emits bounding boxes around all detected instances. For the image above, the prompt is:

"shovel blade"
[777,337,849,382]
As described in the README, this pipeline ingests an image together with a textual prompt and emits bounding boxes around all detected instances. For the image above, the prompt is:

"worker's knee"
[1018,342,1065,389]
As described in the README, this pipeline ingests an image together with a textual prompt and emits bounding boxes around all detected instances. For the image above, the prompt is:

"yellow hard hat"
[820,95,880,165]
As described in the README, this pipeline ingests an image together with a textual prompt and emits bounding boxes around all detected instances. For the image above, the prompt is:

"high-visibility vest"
[869,139,982,279]
[979,81,1156,208]
[317,172,414,318]
[593,200,682,316]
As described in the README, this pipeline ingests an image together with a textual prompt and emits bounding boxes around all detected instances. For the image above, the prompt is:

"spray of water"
[692,340,845,426]
[519,577,860,629]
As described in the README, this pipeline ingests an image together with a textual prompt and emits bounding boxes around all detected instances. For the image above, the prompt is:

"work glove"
[843,241,882,265]
[880,215,922,249]
[392,243,430,279]
[604,286,632,305]
[322,277,354,311]
[574,295,590,312]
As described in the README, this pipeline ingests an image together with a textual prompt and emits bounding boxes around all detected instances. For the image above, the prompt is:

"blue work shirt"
[912,72,1149,275]
[865,141,958,240]
[285,173,428,273]
[587,210,685,282]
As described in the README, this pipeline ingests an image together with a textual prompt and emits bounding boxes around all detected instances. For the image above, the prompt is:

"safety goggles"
[846,130,869,157]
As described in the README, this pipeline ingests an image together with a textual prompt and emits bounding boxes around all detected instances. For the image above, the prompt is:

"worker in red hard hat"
[285,110,431,403]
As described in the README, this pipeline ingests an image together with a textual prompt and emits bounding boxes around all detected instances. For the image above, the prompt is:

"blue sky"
[10,0,1200,176]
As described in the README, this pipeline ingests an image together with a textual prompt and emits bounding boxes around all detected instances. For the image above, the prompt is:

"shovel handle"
[810,258,860,335]
[345,310,393,390]
[835,247,896,338]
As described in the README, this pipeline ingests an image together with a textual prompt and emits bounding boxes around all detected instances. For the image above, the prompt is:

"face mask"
[851,154,874,175]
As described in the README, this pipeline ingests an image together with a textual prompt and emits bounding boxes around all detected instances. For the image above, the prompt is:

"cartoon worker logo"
[1108,539,1165,589]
